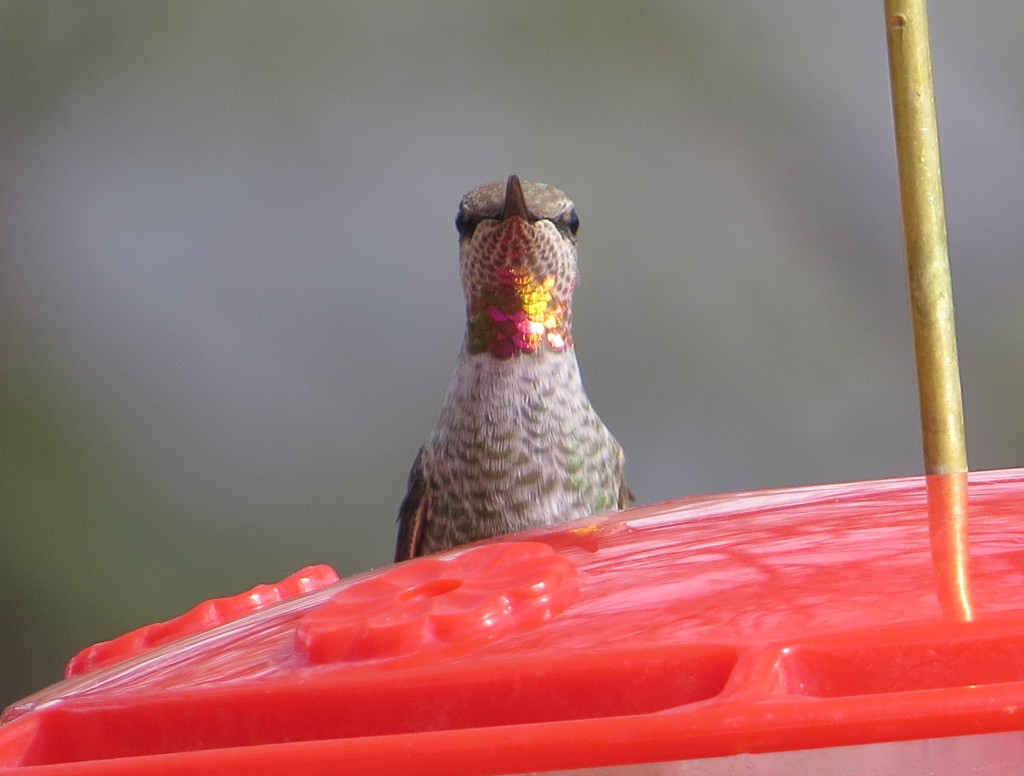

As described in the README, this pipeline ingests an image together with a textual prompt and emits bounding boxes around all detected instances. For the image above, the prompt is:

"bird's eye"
[455,210,480,239]
[555,207,580,237]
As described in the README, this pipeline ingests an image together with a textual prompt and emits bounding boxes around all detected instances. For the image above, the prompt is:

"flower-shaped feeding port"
[66,565,340,677]
[295,542,578,664]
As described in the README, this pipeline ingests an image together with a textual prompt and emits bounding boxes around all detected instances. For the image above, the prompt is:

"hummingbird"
[394,175,629,561]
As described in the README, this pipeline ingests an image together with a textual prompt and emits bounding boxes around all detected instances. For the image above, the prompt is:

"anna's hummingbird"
[395,175,629,561]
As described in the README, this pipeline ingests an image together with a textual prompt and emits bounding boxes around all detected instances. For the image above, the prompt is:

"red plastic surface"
[65,565,339,677]
[3,469,1024,774]
[296,542,577,663]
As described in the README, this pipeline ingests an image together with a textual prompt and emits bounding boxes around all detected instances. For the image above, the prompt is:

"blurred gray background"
[2,2,1022,705]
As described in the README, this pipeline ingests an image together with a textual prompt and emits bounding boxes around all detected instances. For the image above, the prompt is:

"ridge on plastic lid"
[296,542,578,663]
[66,564,340,677]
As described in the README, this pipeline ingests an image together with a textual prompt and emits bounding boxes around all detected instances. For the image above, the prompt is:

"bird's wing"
[616,447,633,510]
[394,448,431,561]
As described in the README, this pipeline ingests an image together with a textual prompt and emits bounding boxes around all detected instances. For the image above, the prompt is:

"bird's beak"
[500,174,531,222]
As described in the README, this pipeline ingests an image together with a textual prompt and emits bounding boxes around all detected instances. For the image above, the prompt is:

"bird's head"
[456,175,580,358]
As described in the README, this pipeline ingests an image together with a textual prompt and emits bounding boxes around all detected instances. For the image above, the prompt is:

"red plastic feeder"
[2,468,1024,774]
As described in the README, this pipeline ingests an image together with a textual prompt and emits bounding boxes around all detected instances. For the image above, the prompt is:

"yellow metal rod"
[885,0,973,621]
[884,0,967,476]
[927,471,973,620]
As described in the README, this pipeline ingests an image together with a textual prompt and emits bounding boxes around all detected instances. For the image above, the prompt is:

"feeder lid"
[3,469,1024,774]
